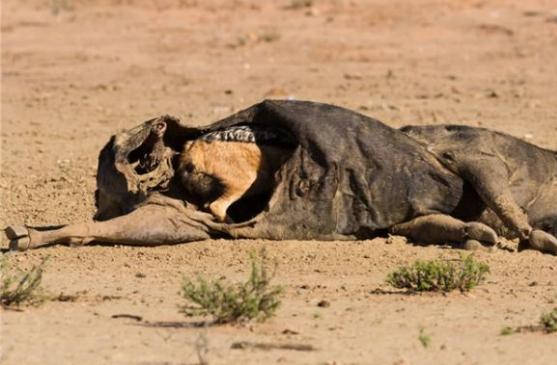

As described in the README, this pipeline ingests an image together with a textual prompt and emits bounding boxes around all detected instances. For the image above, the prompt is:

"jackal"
[177,125,294,222]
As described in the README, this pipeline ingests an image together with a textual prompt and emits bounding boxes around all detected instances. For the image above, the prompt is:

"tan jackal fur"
[177,127,292,221]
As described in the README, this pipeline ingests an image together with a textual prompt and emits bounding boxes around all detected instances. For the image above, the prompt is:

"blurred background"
[2,0,557,226]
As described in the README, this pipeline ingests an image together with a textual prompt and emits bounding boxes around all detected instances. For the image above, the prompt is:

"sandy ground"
[1,0,557,364]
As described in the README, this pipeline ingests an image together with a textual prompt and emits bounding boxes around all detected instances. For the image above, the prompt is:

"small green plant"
[180,250,283,324]
[418,327,431,348]
[500,326,515,336]
[539,308,557,333]
[386,255,489,292]
[1,256,48,308]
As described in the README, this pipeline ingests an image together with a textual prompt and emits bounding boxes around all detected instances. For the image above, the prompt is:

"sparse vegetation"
[1,256,48,308]
[180,250,283,324]
[258,31,281,43]
[284,0,313,10]
[227,30,281,49]
[418,328,431,348]
[500,308,557,335]
[539,308,557,333]
[500,326,515,336]
[386,255,489,292]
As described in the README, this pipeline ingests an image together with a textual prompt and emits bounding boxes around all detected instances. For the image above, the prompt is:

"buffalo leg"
[457,158,557,254]
[4,202,212,251]
[390,214,498,249]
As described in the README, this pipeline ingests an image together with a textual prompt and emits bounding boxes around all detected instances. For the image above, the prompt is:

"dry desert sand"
[1,0,557,364]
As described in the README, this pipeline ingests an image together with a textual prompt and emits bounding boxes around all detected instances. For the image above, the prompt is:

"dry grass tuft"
[539,308,557,333]
[386,255,489,292]
[1,256,48,308]
[180,250,282,324]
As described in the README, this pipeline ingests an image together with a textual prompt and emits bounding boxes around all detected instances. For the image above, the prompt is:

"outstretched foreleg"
[4,198,214,251]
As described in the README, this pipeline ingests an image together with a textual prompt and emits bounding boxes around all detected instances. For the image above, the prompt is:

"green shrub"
[539,308,557,333]
[386,255,489,292]
[180,251,282,324]
[1,256,48,307]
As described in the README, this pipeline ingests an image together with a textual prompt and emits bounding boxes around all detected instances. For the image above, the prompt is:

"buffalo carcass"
[4,100,557,254]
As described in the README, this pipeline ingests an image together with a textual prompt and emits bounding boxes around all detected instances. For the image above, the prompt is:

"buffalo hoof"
[465,222,498,245]
[529,230,557,255]
[4,225,31,251]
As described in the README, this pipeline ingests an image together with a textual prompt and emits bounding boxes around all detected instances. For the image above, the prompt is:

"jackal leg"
[208,189,247,222]
[4,201,212,251]
[391,214,498,249]
[208,173,257,222]
[456,157,557,254]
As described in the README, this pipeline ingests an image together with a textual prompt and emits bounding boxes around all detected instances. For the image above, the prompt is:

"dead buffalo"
[4,100,557,254]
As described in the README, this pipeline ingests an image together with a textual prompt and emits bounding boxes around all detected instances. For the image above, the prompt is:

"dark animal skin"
[3,100,557,254]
